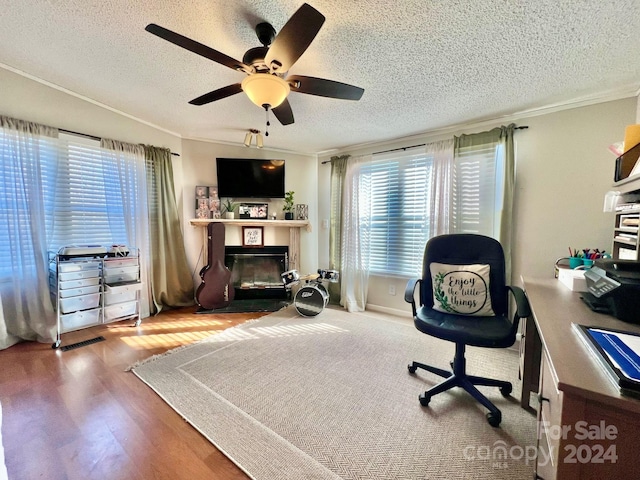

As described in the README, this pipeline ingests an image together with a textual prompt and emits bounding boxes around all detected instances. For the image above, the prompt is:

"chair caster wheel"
[487,411,502,427]
[419,393,431,406]
[408,364,417,374]
[500,384,513,397]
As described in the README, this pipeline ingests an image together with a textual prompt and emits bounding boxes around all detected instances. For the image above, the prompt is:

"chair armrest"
[507,285,531,319]
[404,278,421,317]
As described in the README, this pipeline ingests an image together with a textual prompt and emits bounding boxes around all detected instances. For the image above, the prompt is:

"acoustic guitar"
[196,222,234,309]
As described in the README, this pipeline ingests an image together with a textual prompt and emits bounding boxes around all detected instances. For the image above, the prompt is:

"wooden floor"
[0,307,270,480]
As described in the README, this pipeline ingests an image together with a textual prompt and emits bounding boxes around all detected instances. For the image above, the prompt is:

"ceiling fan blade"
[146,24,252,73]
[189,84,243,105]
[264,4,325,73]
[287,75,364,100]
[272,99,294,126]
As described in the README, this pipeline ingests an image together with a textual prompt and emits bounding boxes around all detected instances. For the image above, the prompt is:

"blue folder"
[573,323,640,395]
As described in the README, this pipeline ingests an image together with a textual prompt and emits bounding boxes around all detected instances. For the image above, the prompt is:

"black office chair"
[404,234,531,427]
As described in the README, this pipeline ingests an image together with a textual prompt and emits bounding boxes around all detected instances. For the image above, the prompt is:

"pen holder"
[583,259,594,269]
[569,257,583,269]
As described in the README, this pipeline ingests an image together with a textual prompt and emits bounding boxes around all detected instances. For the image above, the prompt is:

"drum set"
[281,268,339,317]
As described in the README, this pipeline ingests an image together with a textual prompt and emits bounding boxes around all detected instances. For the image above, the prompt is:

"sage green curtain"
[328,155,349,304]
[145,146,194,312]
[454,124,516,279]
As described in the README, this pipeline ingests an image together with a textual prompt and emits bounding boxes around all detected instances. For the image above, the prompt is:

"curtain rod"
[59,128,180,156]
[321,125,529,164]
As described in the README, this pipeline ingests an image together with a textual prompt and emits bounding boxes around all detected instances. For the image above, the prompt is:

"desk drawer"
[538,350,562,472]
[536,429,556,480]
[540,351,562,427]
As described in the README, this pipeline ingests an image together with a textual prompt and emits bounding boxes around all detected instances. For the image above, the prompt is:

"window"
[361,140,505,278]
[0,130,145,277]
[362,148,433,277]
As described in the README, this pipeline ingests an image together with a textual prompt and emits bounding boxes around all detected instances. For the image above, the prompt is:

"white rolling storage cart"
[49,246,141,349]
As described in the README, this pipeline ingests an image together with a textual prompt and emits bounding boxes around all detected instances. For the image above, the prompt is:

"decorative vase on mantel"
[284,212,294,220]
[224,212,235,219]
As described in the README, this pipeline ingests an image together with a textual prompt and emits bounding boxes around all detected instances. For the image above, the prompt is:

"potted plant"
[222,198,237,219]
[283,191,295,220]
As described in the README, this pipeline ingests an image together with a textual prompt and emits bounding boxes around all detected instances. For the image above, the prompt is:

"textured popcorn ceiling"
[1,0,640,154]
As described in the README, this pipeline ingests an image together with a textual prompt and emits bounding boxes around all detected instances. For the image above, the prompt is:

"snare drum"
[294,283,329,317]
[281,269,300,288]
[317,269,340,283]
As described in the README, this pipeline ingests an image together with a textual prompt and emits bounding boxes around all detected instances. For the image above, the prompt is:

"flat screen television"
[216,158,285,198]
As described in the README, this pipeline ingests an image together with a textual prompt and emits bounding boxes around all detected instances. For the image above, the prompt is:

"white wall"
[0,67,182,153]
[319,97,637,315]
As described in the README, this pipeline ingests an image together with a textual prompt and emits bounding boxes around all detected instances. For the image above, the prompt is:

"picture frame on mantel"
[242,226,264,248]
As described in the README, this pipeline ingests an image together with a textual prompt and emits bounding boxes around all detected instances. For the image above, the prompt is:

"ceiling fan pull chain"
[265,106,270,136]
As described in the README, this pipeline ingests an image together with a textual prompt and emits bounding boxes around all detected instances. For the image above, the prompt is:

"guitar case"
[196,222,235,309]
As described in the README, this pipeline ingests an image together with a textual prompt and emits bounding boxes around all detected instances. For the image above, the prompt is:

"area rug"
[132,306,537,479]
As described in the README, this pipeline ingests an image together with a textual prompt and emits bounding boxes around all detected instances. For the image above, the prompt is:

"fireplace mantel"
[189,218,311,232]
[189,218,311,271]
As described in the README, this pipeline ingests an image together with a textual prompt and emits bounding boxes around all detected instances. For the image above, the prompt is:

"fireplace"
[224,246,289,299]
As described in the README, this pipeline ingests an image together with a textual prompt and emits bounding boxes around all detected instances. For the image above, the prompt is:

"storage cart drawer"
[104,301,138,321]
[58,261,101,273]
[60,307,101,333]
[59,269,100,282]
[103,257,138,268]
[104,266,138,284]
[105,283,141,305]
[59,292,101,314]
[59,285,101,298]
[59,277,100,290]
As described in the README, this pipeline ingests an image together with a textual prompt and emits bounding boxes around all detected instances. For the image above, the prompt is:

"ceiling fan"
[145,3,364,126]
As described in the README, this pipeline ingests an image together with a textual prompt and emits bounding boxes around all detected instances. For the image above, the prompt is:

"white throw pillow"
[429,262,495,316]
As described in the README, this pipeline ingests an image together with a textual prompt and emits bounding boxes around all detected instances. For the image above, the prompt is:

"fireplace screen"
[224,246,288,299]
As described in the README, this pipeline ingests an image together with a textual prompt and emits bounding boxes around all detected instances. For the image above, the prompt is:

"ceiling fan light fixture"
[256,133,264,148]
[241,73,290,109]
[244,132,252,147]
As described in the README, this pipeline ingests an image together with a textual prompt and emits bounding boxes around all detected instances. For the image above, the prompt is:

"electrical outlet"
[322,219,329,229]
[388,284,396,296]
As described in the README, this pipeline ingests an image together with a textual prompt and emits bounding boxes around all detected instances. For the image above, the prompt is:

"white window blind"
[364,148,433,277]
[45,134,132,250]
[452,142,504,238]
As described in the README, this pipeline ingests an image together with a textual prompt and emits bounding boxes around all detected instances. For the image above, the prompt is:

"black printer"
[582,259,640,323]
